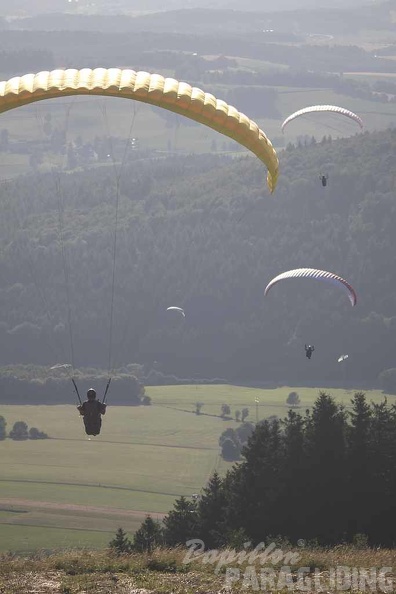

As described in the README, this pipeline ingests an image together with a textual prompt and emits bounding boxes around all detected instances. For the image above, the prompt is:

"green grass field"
[0,384,393,552]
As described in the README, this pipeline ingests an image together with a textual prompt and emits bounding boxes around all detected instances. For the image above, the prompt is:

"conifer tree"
[280,409,307,539]
[109,527,132,555]
[304,392,347,543]
[227,418,284,544]
[367,400,395,543]
[346,392,372,537]
[163,497,198,547]
[197,472,228,548]
[133,515,163,553]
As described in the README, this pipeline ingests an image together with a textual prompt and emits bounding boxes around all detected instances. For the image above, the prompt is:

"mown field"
[0,384,393,553]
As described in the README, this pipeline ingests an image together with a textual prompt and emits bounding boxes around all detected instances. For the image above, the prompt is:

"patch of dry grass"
[0,545,394,593]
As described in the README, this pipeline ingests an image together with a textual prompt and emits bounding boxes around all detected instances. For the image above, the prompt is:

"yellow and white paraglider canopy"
[0,68,279,192]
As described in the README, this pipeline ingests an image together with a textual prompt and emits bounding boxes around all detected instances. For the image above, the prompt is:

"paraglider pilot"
[305,344,315,360]
[320,174,328,187]
[77,388,106,436]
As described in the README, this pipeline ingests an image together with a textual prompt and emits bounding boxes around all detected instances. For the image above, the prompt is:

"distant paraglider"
[281,105,364,133]
[320,174,328,187]
[305,344,315,360]
[166,306,186,318]
[264,268,357,307]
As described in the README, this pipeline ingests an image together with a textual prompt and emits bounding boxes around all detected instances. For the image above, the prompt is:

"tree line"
[1,23,395,76]
[0,365,146,404]
[0,415,48,440]
[120,391,396,549]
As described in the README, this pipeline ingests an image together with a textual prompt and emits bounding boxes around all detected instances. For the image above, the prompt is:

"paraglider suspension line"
[100,102,137,394]
[102,377,111,404]
[71,377,83,406]
[27,104,76,379]
[56,173,77,371]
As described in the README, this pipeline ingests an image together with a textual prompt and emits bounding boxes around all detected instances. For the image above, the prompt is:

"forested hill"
[1,129,396,385]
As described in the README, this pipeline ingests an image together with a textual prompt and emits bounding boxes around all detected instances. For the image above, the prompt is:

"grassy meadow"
[0,384,393,553]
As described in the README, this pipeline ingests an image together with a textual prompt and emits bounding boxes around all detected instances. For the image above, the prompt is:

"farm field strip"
[0,523,113,552]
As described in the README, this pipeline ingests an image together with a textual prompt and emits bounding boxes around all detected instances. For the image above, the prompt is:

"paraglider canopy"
[281,105,364,132]
[264,268,357,307]
[166,306,186,318]
[0,68,279,193]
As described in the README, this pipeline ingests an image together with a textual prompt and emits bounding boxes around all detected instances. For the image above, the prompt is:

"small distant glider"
[338,354,349,363]
[166,306,186,318]
[50,363,72,370]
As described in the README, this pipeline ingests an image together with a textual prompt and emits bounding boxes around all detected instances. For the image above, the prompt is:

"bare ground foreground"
[0,546,395,594]
[0,572,152,594]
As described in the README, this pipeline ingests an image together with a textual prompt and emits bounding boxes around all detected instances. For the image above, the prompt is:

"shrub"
[9,421,28,440]
[221,437,240,461]
[286,391,300,406]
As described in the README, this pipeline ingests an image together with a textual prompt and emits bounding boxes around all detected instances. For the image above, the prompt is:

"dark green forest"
[1,128,396,385]
[158,392,396,547]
